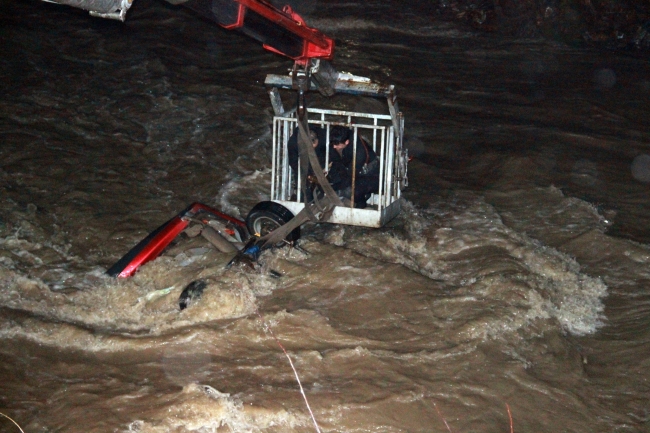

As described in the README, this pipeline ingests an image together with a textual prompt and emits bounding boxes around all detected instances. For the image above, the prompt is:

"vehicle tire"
[245,201,300,244]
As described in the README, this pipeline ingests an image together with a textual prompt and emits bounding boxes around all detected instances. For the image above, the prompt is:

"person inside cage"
[286,125,333,201]
[328,125,379,209]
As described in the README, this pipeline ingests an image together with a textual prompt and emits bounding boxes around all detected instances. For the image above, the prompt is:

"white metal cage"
[270,107,407,228]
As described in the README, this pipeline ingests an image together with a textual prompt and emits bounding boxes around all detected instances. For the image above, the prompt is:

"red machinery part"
[181,0,334,63]
[106,202,246,278]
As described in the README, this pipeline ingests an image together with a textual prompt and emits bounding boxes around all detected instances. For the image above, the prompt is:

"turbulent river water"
[2,0,650,432]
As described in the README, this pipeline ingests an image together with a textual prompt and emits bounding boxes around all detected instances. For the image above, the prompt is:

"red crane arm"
[182,0,335,63]
[42,0,335,63]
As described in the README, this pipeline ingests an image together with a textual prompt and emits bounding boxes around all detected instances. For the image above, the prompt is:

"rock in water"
[179,280,207,310]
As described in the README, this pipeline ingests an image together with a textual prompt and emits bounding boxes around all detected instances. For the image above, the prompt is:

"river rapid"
[1,0,649,432]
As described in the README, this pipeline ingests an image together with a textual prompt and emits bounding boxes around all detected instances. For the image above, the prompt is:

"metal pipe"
[200,226,238,253]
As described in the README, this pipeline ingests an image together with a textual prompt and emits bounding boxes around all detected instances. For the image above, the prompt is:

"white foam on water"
[335,196,607,338]
[124,384,304,433]
[214,168,272,221]
[0,249,281,351]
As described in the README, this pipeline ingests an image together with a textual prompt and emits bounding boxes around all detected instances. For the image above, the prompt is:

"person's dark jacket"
[330,133,380,208]
[336,135,379,177]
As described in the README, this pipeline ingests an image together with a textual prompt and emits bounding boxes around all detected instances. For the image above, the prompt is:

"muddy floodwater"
[1,1,650,432]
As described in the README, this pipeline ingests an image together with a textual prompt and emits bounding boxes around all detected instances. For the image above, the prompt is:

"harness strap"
[260,116,342,249]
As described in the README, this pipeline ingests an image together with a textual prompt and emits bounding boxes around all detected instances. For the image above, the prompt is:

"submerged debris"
[178,279,207,310]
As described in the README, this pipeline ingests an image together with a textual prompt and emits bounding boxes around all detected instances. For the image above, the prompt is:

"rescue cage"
[270,108,407,228]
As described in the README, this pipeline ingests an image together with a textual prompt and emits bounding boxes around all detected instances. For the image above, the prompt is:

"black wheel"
[245,201,300,244]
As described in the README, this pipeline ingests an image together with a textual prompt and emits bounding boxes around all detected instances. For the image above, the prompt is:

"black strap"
[259,113,343,249]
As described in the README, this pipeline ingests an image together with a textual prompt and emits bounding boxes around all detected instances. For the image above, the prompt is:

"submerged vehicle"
[42,0,408,276]
[106,202,248,277]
